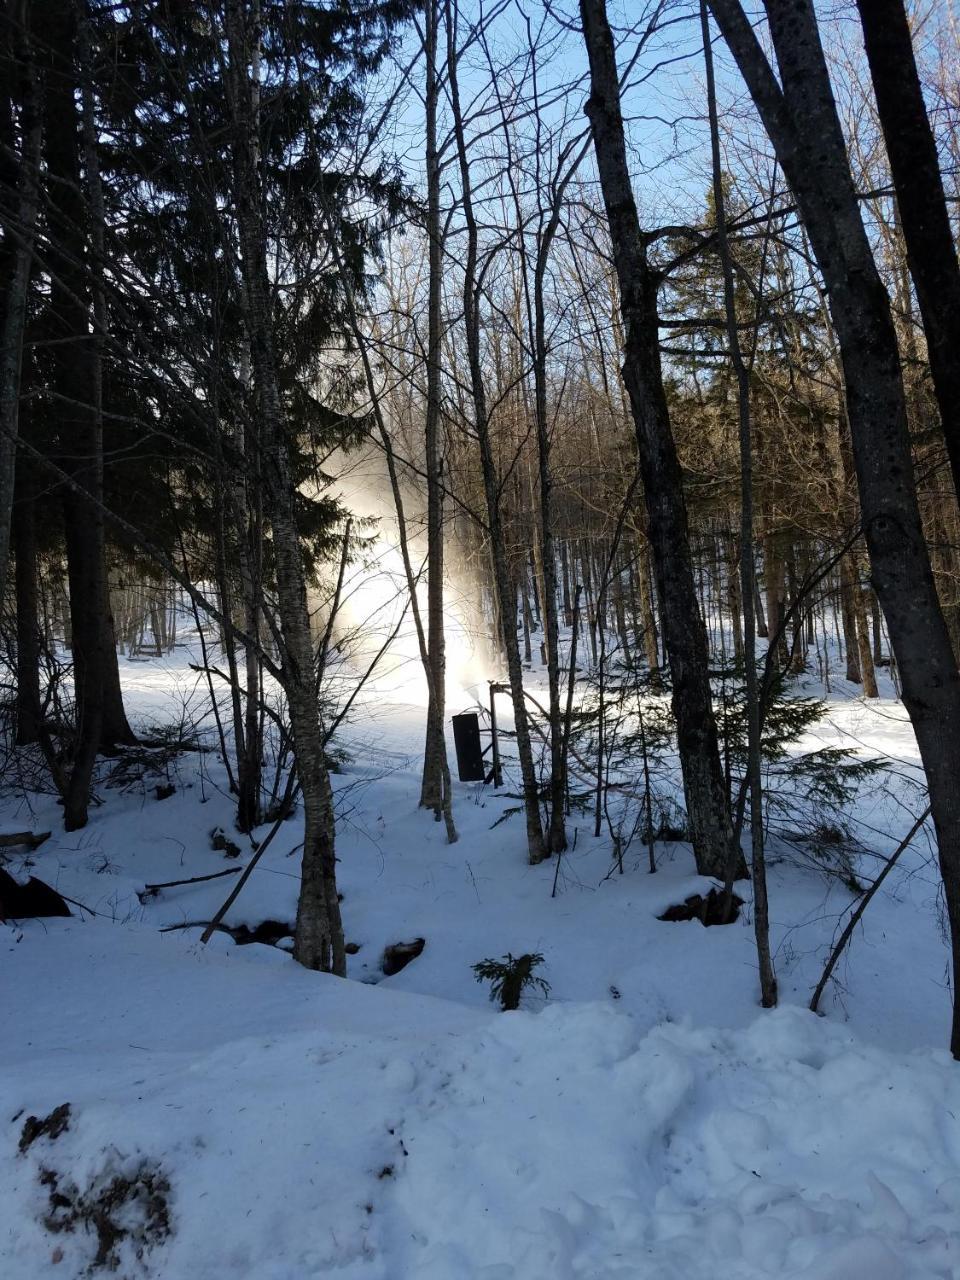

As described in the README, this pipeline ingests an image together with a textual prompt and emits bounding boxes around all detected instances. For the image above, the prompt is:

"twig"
[58,891,104,917]
[809,805,931,1013]
[139,867,242,900]
[199,785,297,944]
[160,920,231,935]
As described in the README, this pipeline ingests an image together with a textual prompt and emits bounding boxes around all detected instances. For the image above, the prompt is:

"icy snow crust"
[2,635,960,1277]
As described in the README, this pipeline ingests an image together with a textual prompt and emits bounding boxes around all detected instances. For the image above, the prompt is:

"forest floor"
[2,626,959,1278]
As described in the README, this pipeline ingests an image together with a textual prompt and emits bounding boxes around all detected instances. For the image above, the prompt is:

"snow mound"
[2,924,958,1278]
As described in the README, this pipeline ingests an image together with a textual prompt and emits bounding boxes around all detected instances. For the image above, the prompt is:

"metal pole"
[489,681,503,788]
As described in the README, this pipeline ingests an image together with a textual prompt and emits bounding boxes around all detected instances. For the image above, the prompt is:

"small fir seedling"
[472,952,550,1011]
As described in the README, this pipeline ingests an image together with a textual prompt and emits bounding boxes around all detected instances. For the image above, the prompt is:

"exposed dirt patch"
[19,1104,71,1154]
[39,1160,171,1272]
[658,888,742,926]
[229,919,293,947]
[382,938,425,976]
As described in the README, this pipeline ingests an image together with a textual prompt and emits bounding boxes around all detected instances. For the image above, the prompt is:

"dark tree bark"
[76,3,134,751]
[560,540,573,626]
[849,554,878,698]
[41,0,134,830]
[709,0,960,1058]
[762,531,788,670]
[0,0,41,604]
[12,463,41,745]
[839,552,862,684]
[45,0,105,829]
[226,375,265,834]
[638,548,659,672]
[579,0,742,880]
[855,0,960,501]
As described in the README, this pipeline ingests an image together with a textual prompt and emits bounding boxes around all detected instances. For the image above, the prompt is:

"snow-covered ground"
[2,626,959,1278]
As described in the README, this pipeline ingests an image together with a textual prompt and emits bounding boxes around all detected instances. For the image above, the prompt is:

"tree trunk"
[581,543,598,666]
[702,0,776,1002]
[753,570,767,638]
[710,0,960,1057]
[229,360,264,832]
[839,553,862,683]
[529,161,584,854]
[213,513,247,799]
[419,0,452,824]
[727,536,744,664]
[520,571,533,665]
[445,0,545,863]
[580,0,741,880]
[852,561,879,698]
[45,0,103,829]
[77,4,135,751]
[786,544,807,672]
[638,548,659,673]
[762,531,788,669]
[870,588,884,667]
[612,560,629,654]
[856,0,960,502]
[13,465,41,745]
[560,540,573,626]
[0,0,41,605]
[225,0,344,973]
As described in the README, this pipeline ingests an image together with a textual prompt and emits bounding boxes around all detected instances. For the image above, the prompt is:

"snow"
[2,627,959,1277]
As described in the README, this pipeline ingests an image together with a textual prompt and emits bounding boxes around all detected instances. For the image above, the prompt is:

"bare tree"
[445,0,547,864]
[579,0,742,881]
[224,0,345,973]
[700,0,775,1005]
[709,0,960,1057]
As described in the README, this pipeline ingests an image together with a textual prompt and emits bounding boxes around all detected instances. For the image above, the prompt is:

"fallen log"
[0,831,51,850]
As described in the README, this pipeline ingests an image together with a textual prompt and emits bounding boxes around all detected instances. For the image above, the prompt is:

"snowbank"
[3,921,959,1278]
[2,634,958,1276]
